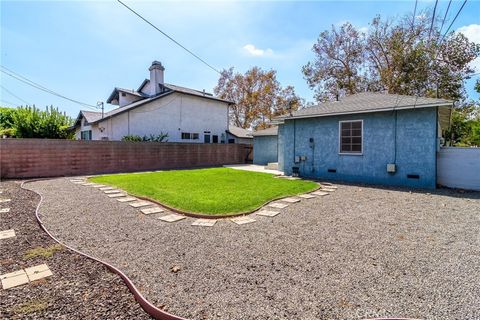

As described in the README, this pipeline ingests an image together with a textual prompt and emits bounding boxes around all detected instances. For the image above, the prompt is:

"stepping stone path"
[0,264,53,290]
[281,197,301,203]
[298,194,315,199]
[25,264,53,282]
[104,189,122,194]
[81,182,96,186]
[1,270,29,290]
[268,202,289,209]
[0,208,10,213]
[117,196,137,203]
[99,187,115,191]
[158,214,185,223]
[0,199,11,203]
[256,210,280,217]
[107,193,127,198]
[321,188,336,192]
[191,219,216,227]
[90,184,106,188]
[140,207,164,215]
[311,191,329,196]
[129,200,153,208]
[0,229,16,240]
[231,216,256,225]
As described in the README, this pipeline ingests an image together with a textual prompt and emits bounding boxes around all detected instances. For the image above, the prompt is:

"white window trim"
[338,119,363,155]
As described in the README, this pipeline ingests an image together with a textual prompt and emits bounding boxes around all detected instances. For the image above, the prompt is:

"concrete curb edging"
[20,179,188,320]
[94,182,323,220]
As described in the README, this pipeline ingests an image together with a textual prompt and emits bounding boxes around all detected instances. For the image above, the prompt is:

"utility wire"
[439,0,467,45]
[0,85,31,105]
[0,66,98,110]
[439,0,452,35]
[429,0,439,38]
[117,0,221,75]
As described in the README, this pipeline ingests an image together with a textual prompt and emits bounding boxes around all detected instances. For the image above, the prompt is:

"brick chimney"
[149,61,165,96]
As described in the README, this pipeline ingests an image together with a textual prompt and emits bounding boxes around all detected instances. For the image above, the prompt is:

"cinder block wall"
[0,139,248,179]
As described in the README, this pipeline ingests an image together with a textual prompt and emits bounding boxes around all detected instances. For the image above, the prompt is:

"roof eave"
[277,102,454,121]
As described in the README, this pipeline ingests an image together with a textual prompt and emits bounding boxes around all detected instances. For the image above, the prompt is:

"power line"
[439,0,467,44]
[0,66,98,110]
[0,84,31,105]
[429,0,438,38]
[439,0,452,35]
[117,0,221,75]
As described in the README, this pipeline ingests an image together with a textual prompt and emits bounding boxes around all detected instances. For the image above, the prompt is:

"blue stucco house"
[252,126,278,165]
[275,93,453,189]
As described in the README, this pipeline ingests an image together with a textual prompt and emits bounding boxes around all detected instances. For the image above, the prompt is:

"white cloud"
[243,44,274,57]
[457,24,480,72]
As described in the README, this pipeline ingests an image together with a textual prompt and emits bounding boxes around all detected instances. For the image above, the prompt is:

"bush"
[121,133,169,142]
[0,105,74,139]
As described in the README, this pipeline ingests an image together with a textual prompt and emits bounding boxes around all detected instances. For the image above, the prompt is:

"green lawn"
[89,168,318,215]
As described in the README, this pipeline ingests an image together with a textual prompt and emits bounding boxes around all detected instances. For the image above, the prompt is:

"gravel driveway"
[26,178,480,320]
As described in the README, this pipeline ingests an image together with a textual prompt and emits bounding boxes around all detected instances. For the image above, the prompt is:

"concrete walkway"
[223,164,284,176]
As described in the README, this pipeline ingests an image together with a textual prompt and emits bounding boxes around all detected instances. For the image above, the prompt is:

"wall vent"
[328,168,337,173]
[407,174,420,179]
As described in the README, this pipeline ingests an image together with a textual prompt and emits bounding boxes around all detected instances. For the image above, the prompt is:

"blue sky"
[1,0,479,117]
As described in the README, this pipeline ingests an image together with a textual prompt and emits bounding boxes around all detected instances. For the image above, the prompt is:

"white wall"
[98,92,229,142]
[119,92,142,107]
[437,147,480,191]
[75,118,102,140]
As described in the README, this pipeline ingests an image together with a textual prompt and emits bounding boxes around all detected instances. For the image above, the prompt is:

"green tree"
[214,67,301,129]
[0,105,74,139]
[303,10,480,102]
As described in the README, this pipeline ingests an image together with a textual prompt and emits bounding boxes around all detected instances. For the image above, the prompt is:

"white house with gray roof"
[72,61,233,143]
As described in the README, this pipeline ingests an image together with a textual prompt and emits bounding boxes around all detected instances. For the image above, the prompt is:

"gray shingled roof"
[252,126,278,136]
[227,126,253,139]
[277,92,453,120]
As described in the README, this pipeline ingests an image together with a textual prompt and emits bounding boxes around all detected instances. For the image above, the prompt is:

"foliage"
[446,100,480,147]
[90,168,318,215]
[303,10,480,102]
[23,244,63,260]
[121,133,168,142]
[0,105,74,139]
[214,67,302,130]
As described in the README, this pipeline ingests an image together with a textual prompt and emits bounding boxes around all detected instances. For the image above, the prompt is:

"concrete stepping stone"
[25,264,53,282]
[1,269,29,289]
[321,188,336,192]
[117,196,137,203]
[231,216,256,225]
[281,197,301,203]
[311,191,329,196]
[268,202,289,209]
[129,200,153,208]
[256,210,280,217]
[298,194,315,199]
[107,193,127,198]
[104,189,122,194]
[140,207,164,215]
[0,199,11,203]
[158,214,185,223]
[99,186,115,191]
[71,181,86,184]
[91,184,106,188]
[0,208,10,213]
[0,229,16,240]
[191,218,217,227]
[81,182,96,186]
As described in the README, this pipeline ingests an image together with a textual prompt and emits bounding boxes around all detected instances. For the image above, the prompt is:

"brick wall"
[0,139,248,179]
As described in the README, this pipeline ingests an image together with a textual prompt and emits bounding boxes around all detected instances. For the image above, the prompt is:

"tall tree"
[303,10,480,102]
[214,67,301,129]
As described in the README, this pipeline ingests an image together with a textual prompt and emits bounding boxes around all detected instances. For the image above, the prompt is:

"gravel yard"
[27,178,480,320]
[0,181,151,319]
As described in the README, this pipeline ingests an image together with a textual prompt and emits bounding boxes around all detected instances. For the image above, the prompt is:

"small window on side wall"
[339,120,362,154]
[181,132,191,140]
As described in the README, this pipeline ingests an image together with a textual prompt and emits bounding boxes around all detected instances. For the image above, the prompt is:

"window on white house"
[212,135,218,143]
[181,132,191,139]
[192,133,199,140]
[339,120,362,154]
[81,130,92,140]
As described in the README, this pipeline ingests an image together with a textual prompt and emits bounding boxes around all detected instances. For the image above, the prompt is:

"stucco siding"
[279,108,437,189]
[437,147,480,191]
[253,136,278,165]
[97,92,229,142]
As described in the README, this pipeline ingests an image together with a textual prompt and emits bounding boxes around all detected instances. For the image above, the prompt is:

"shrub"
[122,132,169,142]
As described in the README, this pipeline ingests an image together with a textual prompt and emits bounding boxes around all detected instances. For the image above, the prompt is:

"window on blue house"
[339,120,362,154]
